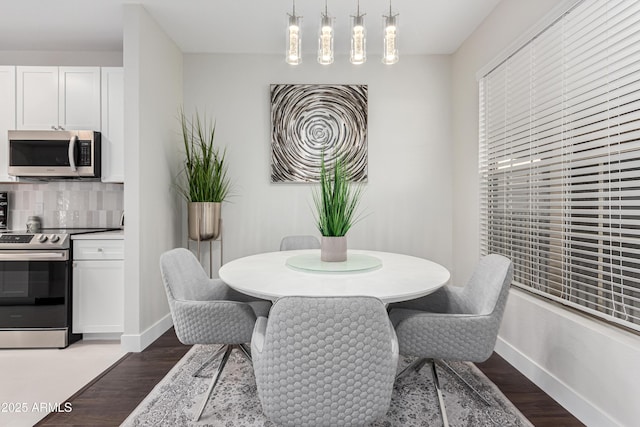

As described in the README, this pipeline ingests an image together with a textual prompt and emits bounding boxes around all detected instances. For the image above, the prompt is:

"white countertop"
[71,229,124,240]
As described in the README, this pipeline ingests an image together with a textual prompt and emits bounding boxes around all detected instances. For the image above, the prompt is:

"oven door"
[0,250,70,329]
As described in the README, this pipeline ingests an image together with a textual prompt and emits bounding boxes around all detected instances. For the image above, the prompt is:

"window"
[479,0,640,332]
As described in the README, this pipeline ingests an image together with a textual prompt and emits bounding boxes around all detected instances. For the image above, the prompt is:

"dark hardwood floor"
[37,328,583,426]
[476,356,584,427]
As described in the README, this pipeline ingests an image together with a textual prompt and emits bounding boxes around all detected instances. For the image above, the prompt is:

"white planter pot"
[321,236,347,262]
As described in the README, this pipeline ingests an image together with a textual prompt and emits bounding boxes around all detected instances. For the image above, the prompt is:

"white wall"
[498,289,640,427]
[121,4,183,352]
[452,1,640,426]
[182,54,453,272]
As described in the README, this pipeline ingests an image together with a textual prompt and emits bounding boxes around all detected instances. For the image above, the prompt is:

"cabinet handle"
[97,248,103,252]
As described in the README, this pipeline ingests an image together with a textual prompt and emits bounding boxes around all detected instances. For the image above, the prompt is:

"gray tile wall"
[0,182,124,230]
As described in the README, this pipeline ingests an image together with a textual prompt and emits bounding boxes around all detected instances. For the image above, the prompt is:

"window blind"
[479,0,640,332]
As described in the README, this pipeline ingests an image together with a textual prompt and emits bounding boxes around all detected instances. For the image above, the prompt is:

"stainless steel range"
[0,228,114,348]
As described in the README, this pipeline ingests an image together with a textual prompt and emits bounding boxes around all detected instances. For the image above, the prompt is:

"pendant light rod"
[385,0,399,23]
[287,0,301,23]
[351,0,366,25]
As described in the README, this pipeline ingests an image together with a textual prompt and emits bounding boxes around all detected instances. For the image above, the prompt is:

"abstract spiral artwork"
[270,84,368,182]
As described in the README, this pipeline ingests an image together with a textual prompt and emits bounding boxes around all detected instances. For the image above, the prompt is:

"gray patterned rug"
[122,344,533,427]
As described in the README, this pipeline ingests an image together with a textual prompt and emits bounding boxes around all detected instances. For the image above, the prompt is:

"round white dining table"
[218,249,451,304]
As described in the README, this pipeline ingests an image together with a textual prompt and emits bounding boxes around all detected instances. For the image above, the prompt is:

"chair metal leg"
[437,360,492,406]
[414,358,428,373]
[193,344,226,378]
[429,359,450,427]
[396,357,428,379]
[194,344,233,422]
[398,358,488,426]
[238,343,252,361]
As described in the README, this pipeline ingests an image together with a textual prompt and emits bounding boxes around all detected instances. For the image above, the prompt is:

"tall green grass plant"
[177,110,230,203]
[313,156,364,237]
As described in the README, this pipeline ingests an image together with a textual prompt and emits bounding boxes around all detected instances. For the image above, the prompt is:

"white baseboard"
[120,313,173,352]
[82,332,122,341]
[495,337,618,427]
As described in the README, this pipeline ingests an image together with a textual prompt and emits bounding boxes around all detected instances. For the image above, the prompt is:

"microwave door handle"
[68,135,78,172]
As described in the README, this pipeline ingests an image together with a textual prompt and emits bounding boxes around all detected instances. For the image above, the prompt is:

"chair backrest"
[160,247,257,345]
[253,296,397,427]
[460,254,514,316]
[159,248,228,304]
[279,235,321,251]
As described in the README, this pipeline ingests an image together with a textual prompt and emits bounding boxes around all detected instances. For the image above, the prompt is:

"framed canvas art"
[270,84,368,182]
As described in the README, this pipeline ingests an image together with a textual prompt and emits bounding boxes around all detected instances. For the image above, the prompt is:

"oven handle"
[0,251,69,261]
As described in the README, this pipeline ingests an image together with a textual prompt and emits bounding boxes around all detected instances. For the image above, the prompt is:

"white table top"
[219,249,451,304]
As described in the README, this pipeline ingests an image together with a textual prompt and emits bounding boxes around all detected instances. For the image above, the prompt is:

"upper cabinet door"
[59,67,101,130]
[16,66,101,131]
[101,67,124,183]
[0,66,16,181]
[16,66,59,130]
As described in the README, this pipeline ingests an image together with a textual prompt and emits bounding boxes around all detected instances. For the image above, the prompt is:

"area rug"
[122,344,533,427]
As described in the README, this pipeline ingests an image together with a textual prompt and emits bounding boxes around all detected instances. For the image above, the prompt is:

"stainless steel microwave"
[8,130,101,178]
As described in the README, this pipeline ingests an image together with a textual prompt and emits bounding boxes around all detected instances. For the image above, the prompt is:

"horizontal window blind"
[479,0,640,332]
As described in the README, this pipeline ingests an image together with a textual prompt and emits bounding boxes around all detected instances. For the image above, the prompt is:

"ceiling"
[0,0,500,55]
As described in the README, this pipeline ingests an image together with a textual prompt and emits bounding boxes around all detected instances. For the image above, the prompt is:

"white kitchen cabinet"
[16,66,101,131]
[59,67,101,130]
[72,239,124,334]
[0,66,16,182]
[16,66,58,130]
[100,67,124,183]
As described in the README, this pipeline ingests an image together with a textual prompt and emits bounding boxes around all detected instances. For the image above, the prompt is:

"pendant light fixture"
[286,0,302,65]
[283,1,400,66]
[318,0,334,65]
[350,0,366,65]
[382,0,399,65]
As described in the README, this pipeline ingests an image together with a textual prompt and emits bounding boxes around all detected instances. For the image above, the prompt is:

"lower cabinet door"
[72,260,124,333]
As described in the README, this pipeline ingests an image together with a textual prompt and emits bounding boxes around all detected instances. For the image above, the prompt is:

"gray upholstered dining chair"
[159,248,270,422]
[279,234,321,250]
[388,254,513,427]
[252,296,398,427]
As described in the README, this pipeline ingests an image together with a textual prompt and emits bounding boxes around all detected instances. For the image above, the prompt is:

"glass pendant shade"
[350,13,366,64]
[286,14,302,65]
[382,13,399,65]
[318,7,334,65]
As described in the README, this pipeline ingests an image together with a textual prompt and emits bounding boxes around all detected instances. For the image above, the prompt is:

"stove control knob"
[50,234,60,243]
[38,234,48,243]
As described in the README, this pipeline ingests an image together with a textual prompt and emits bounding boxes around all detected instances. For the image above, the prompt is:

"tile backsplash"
[0,181,124,230]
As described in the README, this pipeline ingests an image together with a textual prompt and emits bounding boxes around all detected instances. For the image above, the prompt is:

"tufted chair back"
[252,296,398,427]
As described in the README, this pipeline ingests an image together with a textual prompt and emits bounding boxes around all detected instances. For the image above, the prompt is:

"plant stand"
[187,219,223,278]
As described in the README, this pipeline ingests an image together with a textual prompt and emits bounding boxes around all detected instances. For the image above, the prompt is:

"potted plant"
[177,110,230,241]
[312,156,364,261]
